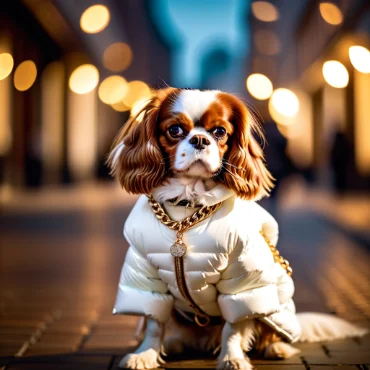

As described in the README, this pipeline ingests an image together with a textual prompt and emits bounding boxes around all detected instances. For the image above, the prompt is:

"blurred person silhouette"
[330,131,352,193]
[258,119,295,218]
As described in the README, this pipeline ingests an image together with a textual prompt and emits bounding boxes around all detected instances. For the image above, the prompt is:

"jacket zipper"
[174,256,210,326]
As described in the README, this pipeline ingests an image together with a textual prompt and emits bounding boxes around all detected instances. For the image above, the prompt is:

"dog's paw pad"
[217,358,253,370]
[119,349,164,369]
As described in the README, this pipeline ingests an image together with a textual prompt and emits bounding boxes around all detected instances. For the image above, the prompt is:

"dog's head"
[109,88,273,199]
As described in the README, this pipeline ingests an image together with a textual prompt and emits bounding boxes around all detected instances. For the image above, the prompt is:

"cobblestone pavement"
[1,186,369,369]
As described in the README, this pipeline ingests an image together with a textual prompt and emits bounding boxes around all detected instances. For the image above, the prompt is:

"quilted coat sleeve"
[257,204,279,247]
[113,201,174,323]
[216,202,282,323]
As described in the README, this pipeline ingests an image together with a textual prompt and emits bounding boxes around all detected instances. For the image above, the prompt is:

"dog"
[108,88,367,370]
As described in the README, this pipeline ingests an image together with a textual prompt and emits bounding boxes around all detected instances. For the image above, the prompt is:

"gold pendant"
[170,231,187,257]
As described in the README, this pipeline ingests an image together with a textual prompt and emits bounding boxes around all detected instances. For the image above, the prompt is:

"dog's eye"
[212,127,227,138]
[168,125,183,138]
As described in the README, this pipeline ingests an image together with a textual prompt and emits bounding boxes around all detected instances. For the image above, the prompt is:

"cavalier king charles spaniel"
[108,88,367,370]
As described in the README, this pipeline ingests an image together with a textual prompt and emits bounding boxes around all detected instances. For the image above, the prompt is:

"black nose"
[189,135,210,150]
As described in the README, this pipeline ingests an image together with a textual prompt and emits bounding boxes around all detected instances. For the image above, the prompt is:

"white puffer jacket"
[113,190,301,342]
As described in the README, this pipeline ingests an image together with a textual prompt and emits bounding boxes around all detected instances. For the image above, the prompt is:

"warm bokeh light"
[251,1,279,22]
[276,123,293,139]
[130,98,151,122]
[282,89,314,167]
[98,75,128,105]
[254,30,281,56]
[123,80,151,107]
[41,61,65,183]
[69,64,99,95]
[354,70,370,174]
[67,89,97,181]
[246,73,273,100]
[111,100,130,112]
[0,69,12,155]
[110,80,152,112]
[269,88,299,125]
[322,60,349,88]
[80,4,110,34]
[0,53,14,80]
[319,2,343,25]
[14,60,37,91]
[103,42,133,72]
[349,46,370,74]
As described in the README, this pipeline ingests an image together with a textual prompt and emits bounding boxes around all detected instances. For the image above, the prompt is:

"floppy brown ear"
[108,89,175,194]
[219,93,274,200]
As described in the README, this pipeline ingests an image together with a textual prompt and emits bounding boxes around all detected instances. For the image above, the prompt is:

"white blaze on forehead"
[172,90,219,121]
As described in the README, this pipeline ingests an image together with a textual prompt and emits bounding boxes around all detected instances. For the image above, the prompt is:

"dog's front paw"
[119,349,164,369]
[264,341,300,359]
[217,357,253,370]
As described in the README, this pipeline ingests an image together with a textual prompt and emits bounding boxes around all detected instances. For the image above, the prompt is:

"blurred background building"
[0,1,369,362]
[0,0,369,194]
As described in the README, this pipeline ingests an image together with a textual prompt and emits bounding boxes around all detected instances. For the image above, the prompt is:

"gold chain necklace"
[260,230,293,276]
[148,195,222,326]
[148,196,223,257]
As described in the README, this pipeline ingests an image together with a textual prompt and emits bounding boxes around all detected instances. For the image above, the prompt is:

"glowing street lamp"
[80,5,110,34]
[103,42,133,72]
[322,60,349,88]
[251,1,279,22]
[246,73,273,100]
[0,53,14,80]
[319,2,343,25]
[14,60,37,91]
[123,80,152,108]
[269,88,299,125]
[349,46,370,74]
[98,76,128,105]
[69,64,99,94]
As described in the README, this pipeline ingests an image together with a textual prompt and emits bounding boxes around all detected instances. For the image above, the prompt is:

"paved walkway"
[1,184,369,369]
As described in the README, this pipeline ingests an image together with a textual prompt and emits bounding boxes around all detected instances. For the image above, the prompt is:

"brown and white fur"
[109,88,367,370]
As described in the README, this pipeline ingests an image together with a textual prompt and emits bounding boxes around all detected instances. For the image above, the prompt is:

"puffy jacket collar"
[151,177,235,221]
